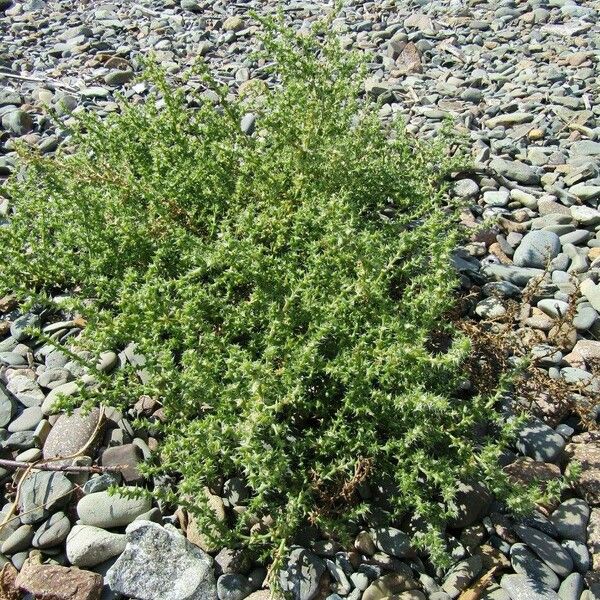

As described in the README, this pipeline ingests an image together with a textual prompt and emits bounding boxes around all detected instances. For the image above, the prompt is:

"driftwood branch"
[0,70,80,93]
[0,458,122,474]
[451,165,545,197]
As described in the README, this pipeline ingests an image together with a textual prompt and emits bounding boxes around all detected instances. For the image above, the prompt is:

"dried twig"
[0,70,79,93]
[0,458,121,474]
[451,165,545,197]
[0,406,107,534]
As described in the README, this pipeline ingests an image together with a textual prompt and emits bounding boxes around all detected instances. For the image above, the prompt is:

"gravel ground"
[0,0,599,599]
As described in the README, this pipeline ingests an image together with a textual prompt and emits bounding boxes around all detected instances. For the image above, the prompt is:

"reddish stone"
[15,562,102,600]
[0,563,21,600]
[565,433,600,506]
[504,457,561,486]
[100,443,143,485]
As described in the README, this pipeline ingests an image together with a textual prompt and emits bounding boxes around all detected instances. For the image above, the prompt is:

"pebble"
[1,524,34,555]
[9,313,39,342]
[558,573,584,600]
[43,407,103,460]
[8,406,43,432]
[513,231,561,269]
[280,546,326,600]
[510,543,559,590]
[77,489,151,528]
[362,571,420,600]
[500,573,560,600]
[100,443,143,485]
[0,387,16,427]
[217,573,253,600]
[442,555,483,598]
[31,512,71,549]
[0,0,599,596]
[490,158,540,186]
[550,499,590,542]
[371,527,412,558]
[18,471,73,524]
[516,418,566,463]
[561,539,590,573]
[514,524,573,577]
[66,524,126,567]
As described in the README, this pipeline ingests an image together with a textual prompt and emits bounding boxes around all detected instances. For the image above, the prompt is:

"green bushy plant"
[0,15,549,572]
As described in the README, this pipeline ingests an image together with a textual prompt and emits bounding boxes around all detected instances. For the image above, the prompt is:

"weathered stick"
[0,70,80,93]
[0,458,122,474]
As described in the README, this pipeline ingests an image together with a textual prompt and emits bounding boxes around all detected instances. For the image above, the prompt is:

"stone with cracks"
[279,546,326,600]
[106,520,216,600]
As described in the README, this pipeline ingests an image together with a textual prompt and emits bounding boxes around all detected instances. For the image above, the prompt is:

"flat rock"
[43,407,103,462]
[362,571,419,600]
[16,560,102,600]
[482,264,544,286]
[500,574,559,600]
[18,471,73,524]
[510,543,559,590]
[32,511,71,549]
[550,499,589,542]
[490,158,541,186]
[514,524,573,577]
[100,443,143,485]
[280,546,326,600]
[564,434,600,505]
[107,520,216,600]
[513,231,561,269]
[66,525,126,567]
[77,489,151,528]
[516,418,565,463]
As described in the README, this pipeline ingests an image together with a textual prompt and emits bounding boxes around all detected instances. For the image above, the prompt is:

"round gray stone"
[550,499,589,542]
[516,418,565,463]
[32,512,71,549]
[513,231,561,269]
[18,471,73,524]
[514,525,573,577]
[217,573,253,600]
[510,543,559,590]
[66,524,126,567]
[500,574,559,600]
[77,490,152,528]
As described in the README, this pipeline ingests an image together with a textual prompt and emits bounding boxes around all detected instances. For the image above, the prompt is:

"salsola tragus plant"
[0,14,549,570]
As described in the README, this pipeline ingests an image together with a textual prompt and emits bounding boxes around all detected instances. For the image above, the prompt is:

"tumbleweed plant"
[0,15,549,573]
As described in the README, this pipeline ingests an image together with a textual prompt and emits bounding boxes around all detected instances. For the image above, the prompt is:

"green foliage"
[0,16,542,569]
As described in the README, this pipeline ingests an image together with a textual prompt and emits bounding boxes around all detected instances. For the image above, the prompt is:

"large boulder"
[106,520,216,600]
